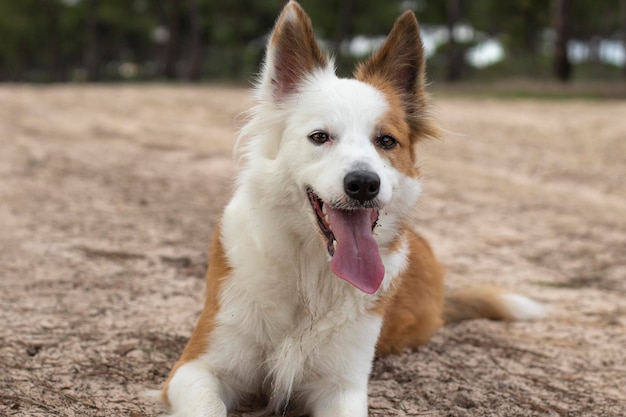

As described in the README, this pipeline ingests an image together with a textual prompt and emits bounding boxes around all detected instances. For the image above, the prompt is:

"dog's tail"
[443,286,546,324]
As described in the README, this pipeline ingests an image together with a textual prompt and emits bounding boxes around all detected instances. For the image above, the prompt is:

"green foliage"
[299,0,401,40]
[0,0,623,82]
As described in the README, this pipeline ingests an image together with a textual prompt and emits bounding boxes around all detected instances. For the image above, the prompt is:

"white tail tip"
[501,293,547,321]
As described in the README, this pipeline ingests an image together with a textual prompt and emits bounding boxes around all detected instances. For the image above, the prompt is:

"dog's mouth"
[306,188,385,294]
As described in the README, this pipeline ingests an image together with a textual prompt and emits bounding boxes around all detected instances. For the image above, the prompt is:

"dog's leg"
[307,387,369,417]
[162,225,241,417]
[300,315,381,417]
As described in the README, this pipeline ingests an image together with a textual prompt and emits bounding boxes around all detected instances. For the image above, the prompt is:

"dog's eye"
[376,135,397,150]
[309,131,330,145]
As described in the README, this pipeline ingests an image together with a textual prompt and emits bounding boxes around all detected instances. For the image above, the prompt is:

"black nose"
[344,171,380,202]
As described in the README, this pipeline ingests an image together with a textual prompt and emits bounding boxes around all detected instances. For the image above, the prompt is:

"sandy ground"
[0,85,625,417]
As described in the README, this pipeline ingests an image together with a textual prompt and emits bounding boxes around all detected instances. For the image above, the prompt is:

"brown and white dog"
[160,2,544,416]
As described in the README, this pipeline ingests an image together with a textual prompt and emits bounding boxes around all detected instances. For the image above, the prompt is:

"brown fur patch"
[161,224,231,405]
[355,9,439,175]
[376,232,445,355]
[374,93,419,178]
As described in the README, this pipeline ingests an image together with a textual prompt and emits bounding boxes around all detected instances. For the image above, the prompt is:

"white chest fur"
[193,195,391,413]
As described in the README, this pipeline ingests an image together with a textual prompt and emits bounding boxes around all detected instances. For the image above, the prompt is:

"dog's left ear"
[355,11,435,137]
[261,1,329,102]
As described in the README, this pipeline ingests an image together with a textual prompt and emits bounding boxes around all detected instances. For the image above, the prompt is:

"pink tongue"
[327,206,385,294]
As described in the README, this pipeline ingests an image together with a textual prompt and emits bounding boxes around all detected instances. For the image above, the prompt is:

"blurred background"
[0,0,625,87]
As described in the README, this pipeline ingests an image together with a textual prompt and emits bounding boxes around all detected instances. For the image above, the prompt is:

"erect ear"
[355,10,425,96]
[355,11,434,136]
[261,1,329,102]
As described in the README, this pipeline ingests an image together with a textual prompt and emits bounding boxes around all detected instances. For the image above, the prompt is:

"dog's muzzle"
[306,173,385,294]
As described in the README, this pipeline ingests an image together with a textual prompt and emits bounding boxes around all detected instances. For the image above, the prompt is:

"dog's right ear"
[260,1,328,102]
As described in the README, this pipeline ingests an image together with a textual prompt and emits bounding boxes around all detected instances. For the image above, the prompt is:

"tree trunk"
[45,2,63,82]
[622,0,626,79]
[333,0,354,55]
[85,0,100,81]
[521,5,539,77]
[164,0,182,80]
[184,0,204,81]
[153,1,166,78]
[445,0,463,82]
[552,0,572,82]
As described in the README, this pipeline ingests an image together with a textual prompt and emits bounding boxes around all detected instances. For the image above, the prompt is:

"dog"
[160,2,544,416]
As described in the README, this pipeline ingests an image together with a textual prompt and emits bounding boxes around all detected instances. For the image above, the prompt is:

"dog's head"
[240,1,438,294]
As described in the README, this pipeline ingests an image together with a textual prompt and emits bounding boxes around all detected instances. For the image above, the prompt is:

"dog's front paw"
[169,400,227,417]
[307,387,368,417]
[165,363,229,417]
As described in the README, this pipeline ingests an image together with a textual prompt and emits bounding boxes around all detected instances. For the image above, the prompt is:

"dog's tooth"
[333,240,337,250]
[325,214,331,227]
[322,204,327,215]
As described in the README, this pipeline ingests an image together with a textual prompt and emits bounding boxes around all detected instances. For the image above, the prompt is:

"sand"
[1,85,624,416]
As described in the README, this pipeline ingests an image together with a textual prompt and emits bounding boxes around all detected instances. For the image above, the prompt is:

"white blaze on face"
[273,69,420,294]
[281,70,394,206]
